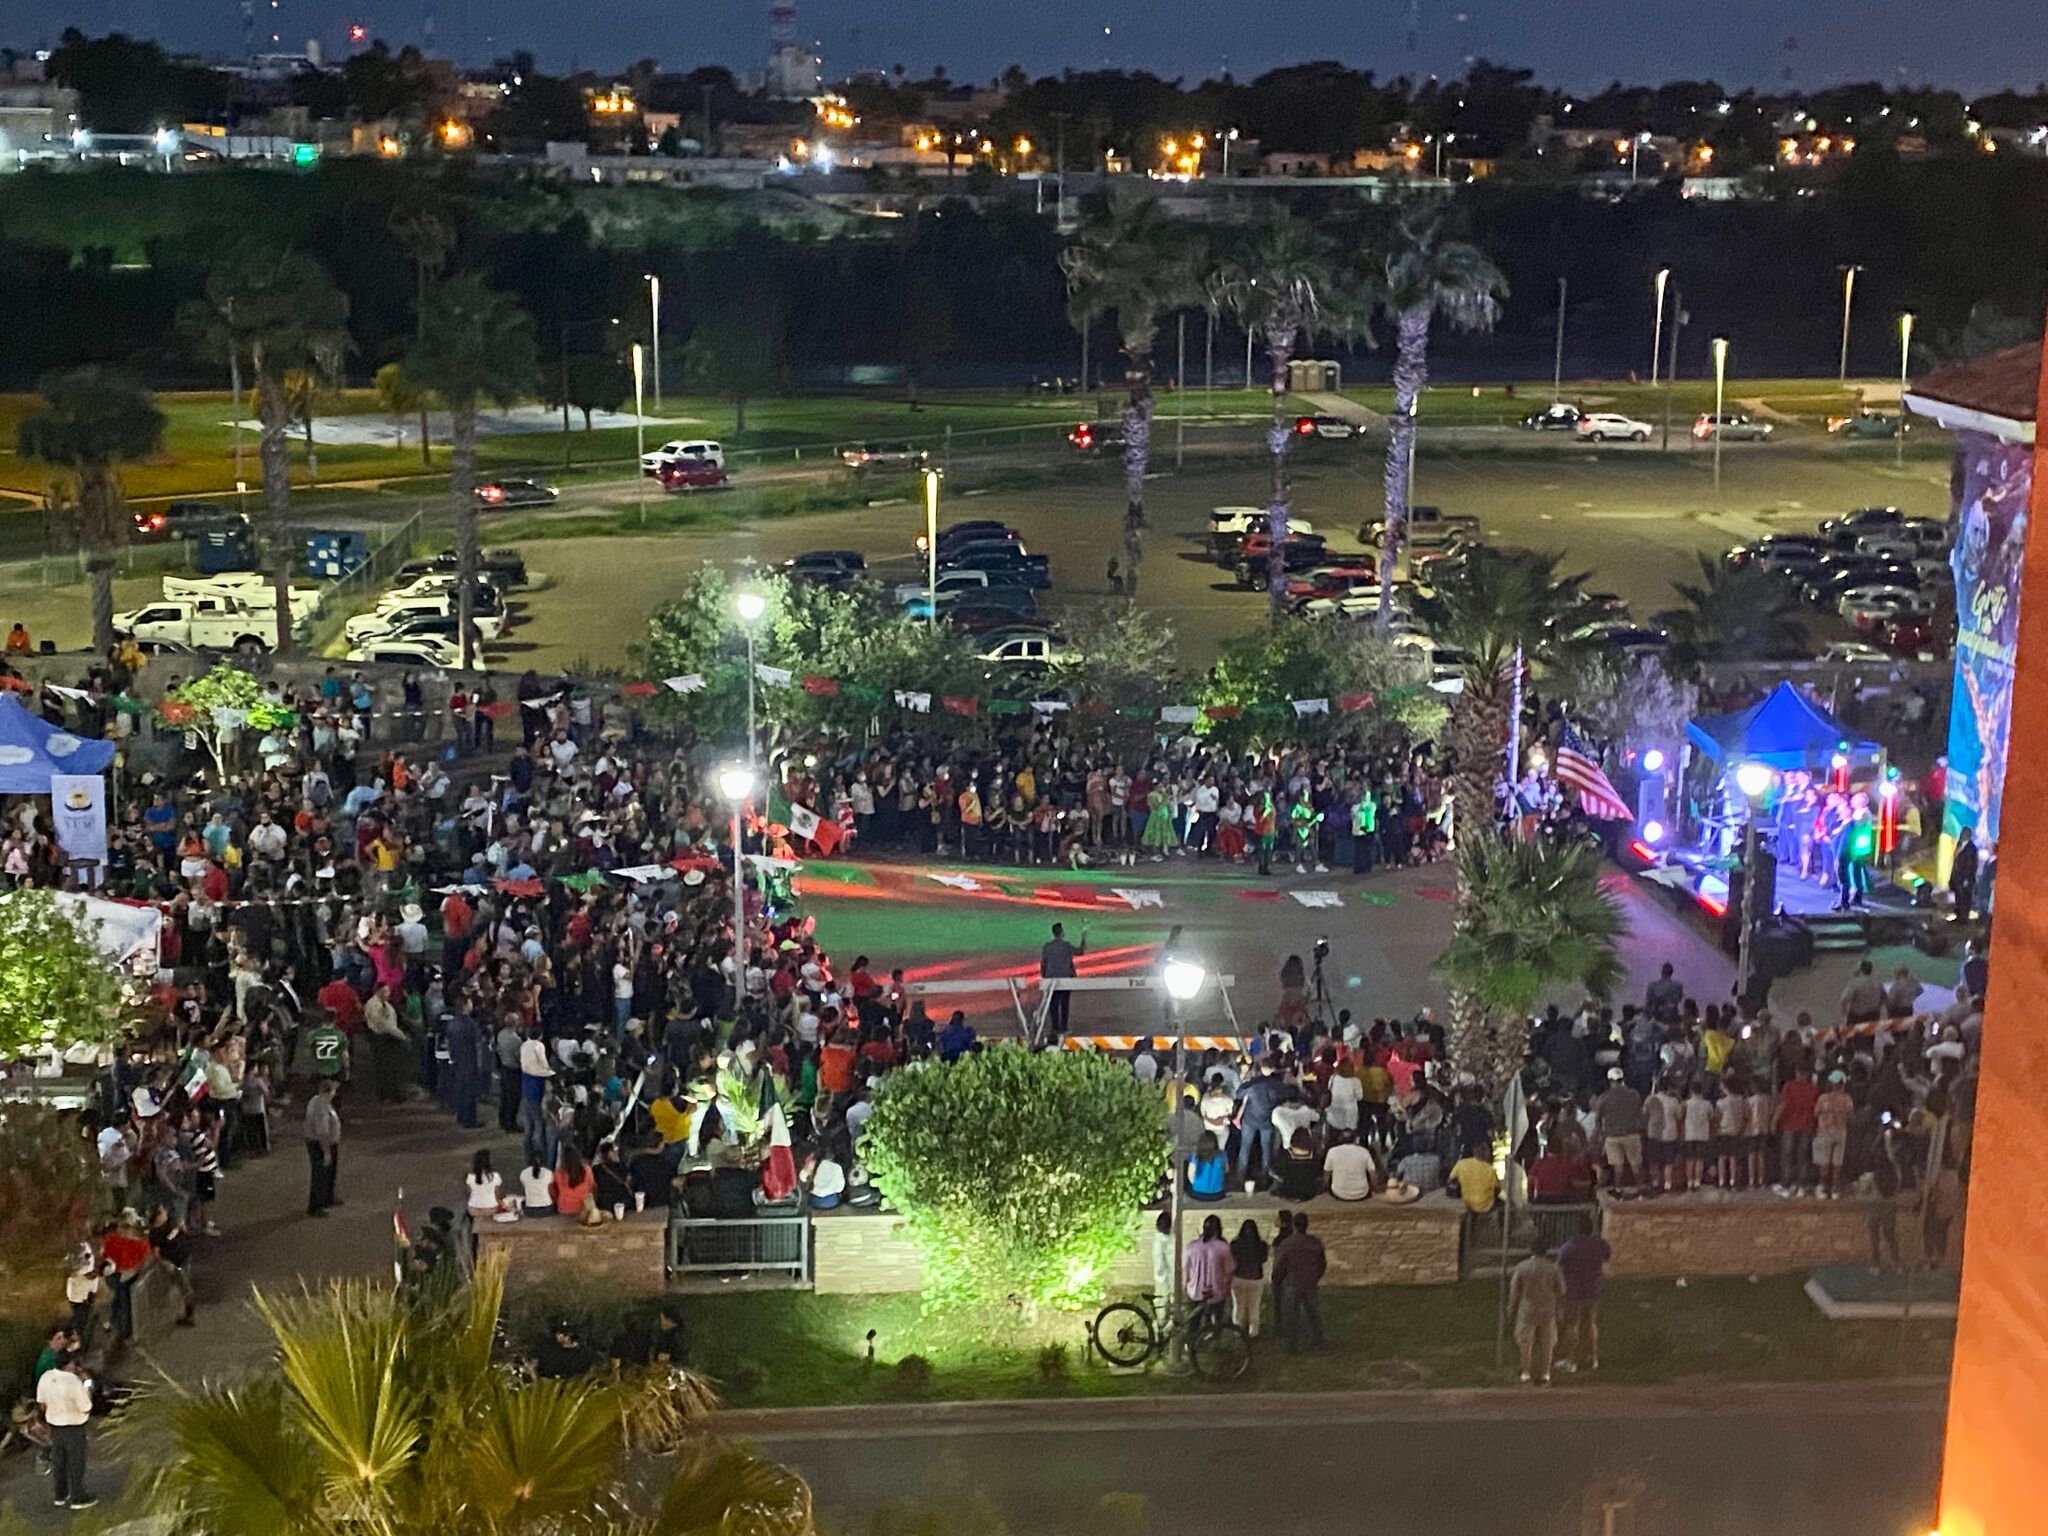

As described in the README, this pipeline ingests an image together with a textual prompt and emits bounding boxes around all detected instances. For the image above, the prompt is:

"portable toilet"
[302,530,370,579]
[192,526,255,575]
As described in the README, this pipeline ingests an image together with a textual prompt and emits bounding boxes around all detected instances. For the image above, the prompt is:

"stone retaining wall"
[476,1210,668,1295]
[1601,1193,1928,1278]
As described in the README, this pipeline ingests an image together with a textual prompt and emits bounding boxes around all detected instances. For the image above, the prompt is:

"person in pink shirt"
[1181,1213,1236,1329]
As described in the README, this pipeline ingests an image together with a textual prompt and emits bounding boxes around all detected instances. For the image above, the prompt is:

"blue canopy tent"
[1685,681,1881,772]
[0,694,116,792]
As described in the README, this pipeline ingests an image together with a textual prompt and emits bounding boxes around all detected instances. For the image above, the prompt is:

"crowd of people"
[0,653,1980,1442]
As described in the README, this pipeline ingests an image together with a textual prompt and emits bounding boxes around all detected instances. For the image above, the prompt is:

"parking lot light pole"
[644,273,662,409]
[718,764,756,975]
[631,343,647,528]
[1710,335,1729,495]
[734,590,766,767]
[1650,267,1670,387]
[922,469,940,628]
[1734,759,1773,1008]
[1161,951,1207,1362]
[1897,311,1915,468]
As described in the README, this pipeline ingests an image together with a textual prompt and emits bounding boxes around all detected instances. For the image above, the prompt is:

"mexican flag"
[786,801,842,855]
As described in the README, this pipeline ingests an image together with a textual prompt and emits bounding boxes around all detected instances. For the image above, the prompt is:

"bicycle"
[1087,1295,1251,1383]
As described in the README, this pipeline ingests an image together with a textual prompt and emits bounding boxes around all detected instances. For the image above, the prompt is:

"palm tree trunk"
[1263,319,1298,625]
[1120,334,1154,532]
[1447,679,1510,854]
[1377,305,1432,630]
[254,366,295,654]
[451,397,479,672]
[1447,987,1525,1104]
[80,468,118,653]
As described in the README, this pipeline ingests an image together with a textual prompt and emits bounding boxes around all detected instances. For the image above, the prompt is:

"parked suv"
[1692,412,1773,442]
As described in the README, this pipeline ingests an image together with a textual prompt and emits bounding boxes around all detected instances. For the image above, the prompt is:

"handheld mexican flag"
[785,800,843,855]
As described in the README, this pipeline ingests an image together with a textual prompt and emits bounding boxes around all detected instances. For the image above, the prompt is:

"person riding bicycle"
[1181,1214,1236,1343]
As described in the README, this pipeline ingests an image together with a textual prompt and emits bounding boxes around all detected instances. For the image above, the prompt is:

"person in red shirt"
[1527,1147,1579,1204]
[818,1030,857,1098]
[847,957,878,1001]
[200,860,230,904]
[440,889,473,971]
[315,977,363,1034]
[99,1214,153,1343]
[1773,1066,1821,1194]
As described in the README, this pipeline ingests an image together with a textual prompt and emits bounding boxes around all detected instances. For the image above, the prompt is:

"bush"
[891,1353,933,1395]
[860,1044,1166,1311]
[1036,1342,1070,1383]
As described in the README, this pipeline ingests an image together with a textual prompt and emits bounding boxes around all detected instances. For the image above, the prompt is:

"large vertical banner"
[1940,342,2047,1536]
[1943,429,2035,863]
[49,773,107,881]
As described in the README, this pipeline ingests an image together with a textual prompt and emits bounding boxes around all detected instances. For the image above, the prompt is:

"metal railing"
[1462,1200,1602,1278]
[664,1214,811,1282]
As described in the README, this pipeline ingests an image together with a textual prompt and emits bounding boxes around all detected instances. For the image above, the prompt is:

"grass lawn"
[0,387,1283,504]
[1344,376,1875,429]
[513,1276,1952,1409]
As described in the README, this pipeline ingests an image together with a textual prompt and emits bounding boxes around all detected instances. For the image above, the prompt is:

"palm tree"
[1654,553,1810,670]
[1059,196,1202,578]
[1208,211,1352,622]
[181,245,351,654]
[148,1252,813,1536]
[1415,545,1599,843]
[1436,834,1625,1096]
[407,274,541,670]
[389,201,457,467]
[1374,211,1507,626]
[15,368,165,652]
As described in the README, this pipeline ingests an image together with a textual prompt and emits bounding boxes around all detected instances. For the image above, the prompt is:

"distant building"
[0,79,78,160]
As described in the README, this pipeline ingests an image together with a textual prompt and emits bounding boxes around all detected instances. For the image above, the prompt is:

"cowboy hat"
[682,868,707,887]
[401,902,424,924]
[131,1088,163,1118]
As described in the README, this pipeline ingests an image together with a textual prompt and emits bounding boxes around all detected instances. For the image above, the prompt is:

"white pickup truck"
[1208,507,1313,561]
[163,574,322,625]
[114,596,276,653]
[344,591,508,647]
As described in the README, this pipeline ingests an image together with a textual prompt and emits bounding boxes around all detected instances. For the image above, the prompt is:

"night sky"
[10,0,2048,95]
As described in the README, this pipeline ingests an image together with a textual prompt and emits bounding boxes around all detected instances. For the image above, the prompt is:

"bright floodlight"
[1161,954,1206,1002]
[717,764,756,803]
[734,591,767,625]
[1735,760,1773,799]
[1641,748,1666,774]
[1641,819,1665,844]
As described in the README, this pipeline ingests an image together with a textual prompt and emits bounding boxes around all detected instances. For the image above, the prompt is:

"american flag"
[1554,724,1633,821]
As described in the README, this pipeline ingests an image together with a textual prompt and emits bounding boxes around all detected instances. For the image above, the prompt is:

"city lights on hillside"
[588,87,636,115]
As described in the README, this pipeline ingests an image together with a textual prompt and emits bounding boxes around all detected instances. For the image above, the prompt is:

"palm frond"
[1437,834,1626,1016]
[653,1441,816,1536]
[451,1377,627,1529]
[153,1380,325,1536]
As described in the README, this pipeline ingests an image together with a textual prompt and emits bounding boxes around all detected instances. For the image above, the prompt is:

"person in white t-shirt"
[519,1158,556,1214]
[465,1149,505,1215]
[1325,1069,1363,1134]
[1325,1133,1377,1200]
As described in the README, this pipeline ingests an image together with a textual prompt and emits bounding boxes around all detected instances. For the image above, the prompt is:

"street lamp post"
[1660,285,1685,452]
[1551,277,1567,402]
[1650,267,1670,387]
[1160,951,1207,1361]
[922,468,940,628]
[1837,265,1862,383]
[631,342,647,528]
[734,590,766,767]
[1897,311,1915,468]
[1734,759,1773,1011]
[1710,335,1729,495]
[718,764,756,985]
[644,273,662,409]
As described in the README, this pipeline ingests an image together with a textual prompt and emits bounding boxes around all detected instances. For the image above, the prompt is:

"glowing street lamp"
[1897,311,1915,467]
[644,273,662,409]
[717,764,756,974]
[734,590,766,768]
[1710,335,1730,495]
[1650,267,1670,388]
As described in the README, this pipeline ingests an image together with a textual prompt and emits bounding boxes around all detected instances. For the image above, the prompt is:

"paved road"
[751,1390,1943,1536]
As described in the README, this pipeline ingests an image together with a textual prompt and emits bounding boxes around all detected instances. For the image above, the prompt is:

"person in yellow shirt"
[1701,1020,1734,1078]
[650,1091,693,1149]
[1449,1144,1500,1213]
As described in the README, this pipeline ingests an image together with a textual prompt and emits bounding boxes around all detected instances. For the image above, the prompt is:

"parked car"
[1283,566,1387,603]
[1827,410,1900,439]
[1066,421,1125,452]
[163,573,320,625]
[1296,589,1408,621]
[640,439,724,475]
[1294,414,1362,440]
[841,441,928,470]
[1522,403,1583,432]
[345,635,465,668]
[472,478,558,508]
[782,550,867,589]
[1234,531,1329,587]
[926,521,1022,558]
[1840,585,1938,629]
[901,581,1037,620]
[132,500,248,542]
[1728,535,1824,577]
[1819,639,1894,667]
[1896,517,1950,551]
[947,603,1051,635]
[113,597,274,653]
[1692,412,1773,442]
[399,548,531,589]
[1820,506,1904,541]
[1208,507,1313,561]
[979,629,1067,668]
[345,595,507,647]
[658,460,730,492]
[1576,412,1653,443]
[942,546,1051,590]
[1800,557,1919,607]
[1875,616,1945,658]
[1360,504,1478,550]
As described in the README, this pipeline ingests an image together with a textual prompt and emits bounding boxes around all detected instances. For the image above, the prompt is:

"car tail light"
[1295,418,1315,435]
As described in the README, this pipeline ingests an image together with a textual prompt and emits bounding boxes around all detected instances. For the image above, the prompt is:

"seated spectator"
[1273,1128,1324,1202]
[1186,1131,1228,1201]
[1325,1131,1377,1201]
[1449,1142,1500,1213]
[801,1152,845,1209]
[519,1157,555,1216]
